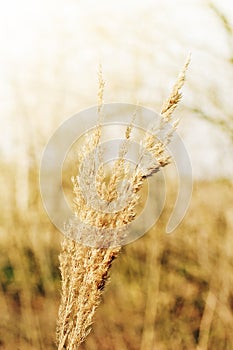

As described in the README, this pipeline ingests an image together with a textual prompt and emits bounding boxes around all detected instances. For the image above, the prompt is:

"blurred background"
[0,0,233,349]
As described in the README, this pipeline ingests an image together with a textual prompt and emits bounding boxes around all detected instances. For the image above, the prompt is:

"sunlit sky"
[0,0,233,178]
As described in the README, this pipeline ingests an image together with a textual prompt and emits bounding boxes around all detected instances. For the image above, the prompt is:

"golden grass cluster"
[56,57,190,349]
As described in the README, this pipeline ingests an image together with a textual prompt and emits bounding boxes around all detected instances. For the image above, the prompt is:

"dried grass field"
[1,1,233,349]
[0,166,232,349]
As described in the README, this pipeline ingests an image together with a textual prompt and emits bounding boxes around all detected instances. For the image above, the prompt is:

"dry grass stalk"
[160,54,191,122]
[56,58,190,349]
[197,288,217,350]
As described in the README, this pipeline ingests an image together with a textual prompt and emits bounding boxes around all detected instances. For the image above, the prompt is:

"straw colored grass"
[56,57,190,349]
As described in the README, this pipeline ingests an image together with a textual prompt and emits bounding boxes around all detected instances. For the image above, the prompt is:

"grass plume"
[56,58,190,349]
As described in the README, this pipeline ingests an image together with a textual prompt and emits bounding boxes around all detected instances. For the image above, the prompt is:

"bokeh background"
[0,0,233,349]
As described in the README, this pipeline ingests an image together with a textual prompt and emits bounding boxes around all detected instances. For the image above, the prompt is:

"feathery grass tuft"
[56,57,190,349]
